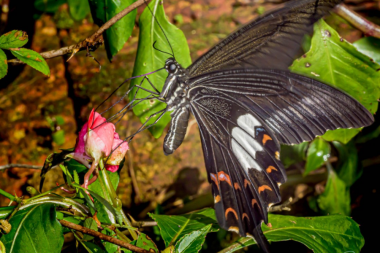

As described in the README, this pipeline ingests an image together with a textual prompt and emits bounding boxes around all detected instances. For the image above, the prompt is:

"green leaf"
[34,0,67,13]
[1,204,64,253]
[82,242,106,253]
[174,224,212,253]
[68,0,90,21]
[290,20,380,143]
[318,168,350,215]
[332,141,361,187]
[280,142,308,168]
[101,230,118,253]
[52,129,65,145]
[0,206,15,219]
[78,188,97,213]
[225,214,364,253]
[0,30,28,49]
[124,233,158,253]
[83,218,98,241]
[85,188,118,224]
[0,49,7,79]
[11,48,50,76]
[304,138,330,176]
[88,0,136,61]
[354,37,380,65]
[66,159,88,174]
[149,208,219,247]
[129,0,191,138]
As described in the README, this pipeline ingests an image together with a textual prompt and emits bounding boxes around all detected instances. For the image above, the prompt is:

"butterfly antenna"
[153,41,174,57]
[144,0,175,58]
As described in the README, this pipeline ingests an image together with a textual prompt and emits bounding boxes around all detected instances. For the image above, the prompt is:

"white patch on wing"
[231,138,262,172]
[236,114,261,137]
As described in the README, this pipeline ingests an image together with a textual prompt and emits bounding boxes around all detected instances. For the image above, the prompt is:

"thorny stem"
[335,3,380,38]
[7,0,149,65]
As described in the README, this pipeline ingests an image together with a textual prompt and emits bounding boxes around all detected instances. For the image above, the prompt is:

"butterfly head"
[160,58,186,99]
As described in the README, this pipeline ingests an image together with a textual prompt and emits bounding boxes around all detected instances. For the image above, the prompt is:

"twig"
[128,214,158,228]
[335,3,380,38]
[8,0,148,65]
[0,164,42,171]
[60,220,150,253]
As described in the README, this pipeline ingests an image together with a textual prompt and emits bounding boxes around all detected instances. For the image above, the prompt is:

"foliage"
[0,30,49,79]
[223,214,364,253]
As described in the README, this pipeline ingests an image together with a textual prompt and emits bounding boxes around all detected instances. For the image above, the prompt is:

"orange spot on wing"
[252,199,258,208]
[210,173,219,191]
[258,185,273,193]
[225,208,238,220]
[218,171,232,187]
[242,213,250,222]
[262,134,272,145]
[244,179,251,188]
[275,151,280,160]
[215,195,221,203]
[228,226,239,233]
[234,182,241,190]
[266,166,278,173]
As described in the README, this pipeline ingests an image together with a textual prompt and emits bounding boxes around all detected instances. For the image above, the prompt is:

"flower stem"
[23,184,65,203]
[99,160,138,240]
[0,189,15,202]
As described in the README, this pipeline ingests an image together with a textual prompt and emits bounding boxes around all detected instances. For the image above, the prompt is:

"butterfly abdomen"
[163,107,190,155]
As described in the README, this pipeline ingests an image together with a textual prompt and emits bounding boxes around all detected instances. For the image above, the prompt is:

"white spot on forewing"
[236,114,261,138]
[231,139,262,172]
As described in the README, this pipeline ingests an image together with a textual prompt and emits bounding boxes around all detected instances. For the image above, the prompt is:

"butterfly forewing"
[187,0,343,76]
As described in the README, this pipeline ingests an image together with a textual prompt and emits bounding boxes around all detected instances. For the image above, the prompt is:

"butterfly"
[113,0,374,251]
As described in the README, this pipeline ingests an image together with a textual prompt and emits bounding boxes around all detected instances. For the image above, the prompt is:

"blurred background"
[1,0,380,252]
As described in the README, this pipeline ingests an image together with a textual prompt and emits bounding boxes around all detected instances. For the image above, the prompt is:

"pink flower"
[73,109,128,172]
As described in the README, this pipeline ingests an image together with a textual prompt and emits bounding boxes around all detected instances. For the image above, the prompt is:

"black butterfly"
[112,0,373,252]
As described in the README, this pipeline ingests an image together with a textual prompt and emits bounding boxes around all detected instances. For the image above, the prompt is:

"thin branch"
[335,3,380,38]
[268,197,292,212]
[8,0,148,65]
[128,214,158,228]
[0,164,42,171]
[59,220,150,253]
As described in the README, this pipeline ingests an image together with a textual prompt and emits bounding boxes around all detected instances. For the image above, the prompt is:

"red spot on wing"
[244,179,251,188]
[242,213,250,222]
[210,173,219,191]
[215,195,221,203]
[266,166,278,173]
[218,171,232,187]
[225,207,238,220]
[258,185,273,193]
[234,182,241,190]
[262,134,272,145]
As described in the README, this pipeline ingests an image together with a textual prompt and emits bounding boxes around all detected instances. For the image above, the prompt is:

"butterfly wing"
[188,69,373,251]
[189,69,373,145]
[190,92,284,252]
[187,0,343,77]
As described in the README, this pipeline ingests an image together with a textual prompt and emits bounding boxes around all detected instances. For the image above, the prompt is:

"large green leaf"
[88,0,137,61]
[124,233,158,253]
[149,208,219,247]
[223,214,364,253]
[0,49,7,79]
[68,0,90,21]
[354,37,380,65]
[1,204,64,253]
[34,0,67,13]
[332,141,361,187]
[0,30,28,49]
[129,0,191,138]
[280,142,308,168]
[11,48,50,76]
[318,168,350,215]
[304,138,330,176]
[174,224,212,253]
[290,20,380,143]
